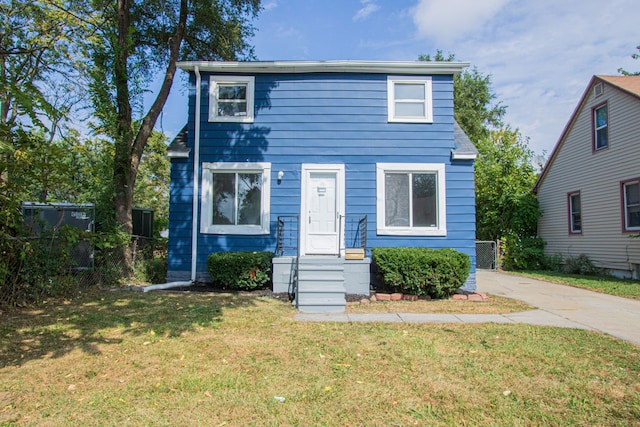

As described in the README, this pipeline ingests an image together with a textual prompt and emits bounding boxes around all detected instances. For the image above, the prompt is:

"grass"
[509,270,640,300]
[346,294,532,314]
[2,290,640,426]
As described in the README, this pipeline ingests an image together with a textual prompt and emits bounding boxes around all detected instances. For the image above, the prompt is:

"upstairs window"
[622,179,640,232]
[387,76,433,123]
[568,191,582,234]
[209,76,255,123]
[593,103,608,151]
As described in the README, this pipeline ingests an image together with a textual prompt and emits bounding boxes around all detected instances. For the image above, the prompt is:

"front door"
[301,164,345,255]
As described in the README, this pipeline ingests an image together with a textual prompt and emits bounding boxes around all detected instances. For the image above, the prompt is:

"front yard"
[1,290,639,426]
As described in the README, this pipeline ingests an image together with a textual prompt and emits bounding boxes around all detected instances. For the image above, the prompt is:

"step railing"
[276,215,300,308]
[342,214,367,254]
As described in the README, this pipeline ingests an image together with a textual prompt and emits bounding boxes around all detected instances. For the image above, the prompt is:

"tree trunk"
[111,0,188,276]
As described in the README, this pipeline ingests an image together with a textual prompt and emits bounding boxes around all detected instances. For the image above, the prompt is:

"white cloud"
[354,0,380,22]
[263,1,278,12]
[411,0,510,42]
[409,0,640,155]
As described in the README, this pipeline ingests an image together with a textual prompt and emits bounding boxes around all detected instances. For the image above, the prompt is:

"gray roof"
[167,126,190,157]
[452,121,478,159]
[167,122,477,160]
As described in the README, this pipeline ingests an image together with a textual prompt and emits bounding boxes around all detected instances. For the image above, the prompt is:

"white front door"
[301,164,345,255]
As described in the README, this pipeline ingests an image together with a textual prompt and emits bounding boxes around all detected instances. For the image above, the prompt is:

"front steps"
[295,257,346,313]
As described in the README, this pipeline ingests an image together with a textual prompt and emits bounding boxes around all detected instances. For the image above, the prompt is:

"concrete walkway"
[295,270,640,346]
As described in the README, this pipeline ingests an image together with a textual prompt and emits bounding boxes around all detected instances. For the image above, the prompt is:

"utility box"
[132,208,154,238]
[22,202,95,270]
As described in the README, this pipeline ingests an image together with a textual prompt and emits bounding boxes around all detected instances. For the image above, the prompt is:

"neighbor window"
[209,76,255,123]
[387,76,433,123]
[593,103,608,151]
[376,163,446,235]
[622,179,640,232]
[201,162,271,234]
[568,191,582,234]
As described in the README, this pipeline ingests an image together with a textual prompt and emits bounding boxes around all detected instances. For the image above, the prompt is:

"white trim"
[300,164,345,256]
[167,150,190,158]
[208,75,255,123]
[451,150,477,160]
[376,163,447,236]
[387,76,433,123]
[200,162,271,235]
[190,66,201,282]
[179,60,469,75]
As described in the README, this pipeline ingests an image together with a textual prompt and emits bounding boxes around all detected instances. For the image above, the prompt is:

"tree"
[419,50,506,144]
[133,130,170,235]
[618,44,640,76]
[474,127,540,241]
[0,0,88,232]
[84,0,261,271]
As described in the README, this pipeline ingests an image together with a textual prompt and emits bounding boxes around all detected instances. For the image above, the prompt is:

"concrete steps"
[295,257,346,313]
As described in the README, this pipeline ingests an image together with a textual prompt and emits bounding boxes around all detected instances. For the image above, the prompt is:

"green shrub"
[501,236,546,271]
[563,254,600,275]
[207,251,274,290]
[372,247,471,299]
[135,257,167,284]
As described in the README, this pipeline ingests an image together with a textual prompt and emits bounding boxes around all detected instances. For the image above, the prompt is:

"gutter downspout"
[190,66,202,283]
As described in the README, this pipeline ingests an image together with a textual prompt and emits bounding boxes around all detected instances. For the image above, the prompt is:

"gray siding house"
[534,75,640,278]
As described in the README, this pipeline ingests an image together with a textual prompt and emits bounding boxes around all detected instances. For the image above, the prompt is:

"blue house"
[166,60,478,312]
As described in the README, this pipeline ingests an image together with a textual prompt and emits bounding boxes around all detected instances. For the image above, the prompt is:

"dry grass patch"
[1,291,640,426]
[347,294,532,314]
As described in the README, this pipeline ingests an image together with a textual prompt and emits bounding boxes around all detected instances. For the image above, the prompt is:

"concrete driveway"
[477,270,640,346]
[297,270,640,347]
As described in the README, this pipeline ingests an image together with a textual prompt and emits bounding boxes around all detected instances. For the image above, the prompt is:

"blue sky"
[157,0,640,157]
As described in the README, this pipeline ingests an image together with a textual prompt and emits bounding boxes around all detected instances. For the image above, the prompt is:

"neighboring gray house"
[534,75,640,278]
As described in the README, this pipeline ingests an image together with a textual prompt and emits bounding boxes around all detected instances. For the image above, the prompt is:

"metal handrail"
[276,215,300,307]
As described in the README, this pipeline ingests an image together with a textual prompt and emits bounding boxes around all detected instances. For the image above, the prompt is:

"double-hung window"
[209,76,255,123]
[376,163,446,236]
[593,103,608,151]
[568,191,582,234]
[622,179,640,232]
[201,162,271,234]
[387,76,433,123]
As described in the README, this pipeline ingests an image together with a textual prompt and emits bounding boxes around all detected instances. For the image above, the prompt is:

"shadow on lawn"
[0,290,260,368]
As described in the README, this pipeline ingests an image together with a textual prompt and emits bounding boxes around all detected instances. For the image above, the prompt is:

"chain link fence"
[476,240,498,270]
[1,234,166,306]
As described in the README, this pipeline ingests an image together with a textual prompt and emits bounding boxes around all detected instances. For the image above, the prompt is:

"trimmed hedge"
[372,247,470,299]
[207,251,274,291]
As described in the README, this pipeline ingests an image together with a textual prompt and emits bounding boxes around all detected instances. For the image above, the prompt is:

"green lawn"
[2,290,640,426]
[510,270,640,300]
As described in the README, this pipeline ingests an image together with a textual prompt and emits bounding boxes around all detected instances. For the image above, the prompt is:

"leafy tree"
[618,44,640,76]
[82,0,261,271]
[475,127,540,241]
[420,51,541,247]
[133,130,170,234]
[419,50,506,143]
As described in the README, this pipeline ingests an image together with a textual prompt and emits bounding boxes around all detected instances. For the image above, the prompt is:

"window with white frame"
[568,191,582,234]
[209,76,255,123]
[593,103,608,150]
[376,163,446,235]
[622,179,640,232]
[201,162,271,234]
[387,76,433,123]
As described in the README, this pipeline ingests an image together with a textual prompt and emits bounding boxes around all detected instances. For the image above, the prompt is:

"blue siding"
[167,72,476,288]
